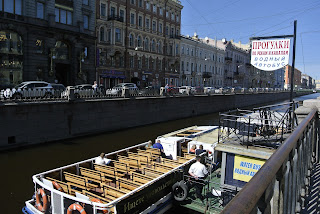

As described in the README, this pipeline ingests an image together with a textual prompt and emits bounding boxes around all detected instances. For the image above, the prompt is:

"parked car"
[1,81,54,99]
[139,86,159,95]
[106,83,138,95]
[51,83,66,98]
[166,85,179,94]
[179,86,192,94]
[204,87,215,93]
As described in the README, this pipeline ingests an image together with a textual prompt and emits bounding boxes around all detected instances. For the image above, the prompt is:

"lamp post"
[49,48,56,76]
[78,51,85,78]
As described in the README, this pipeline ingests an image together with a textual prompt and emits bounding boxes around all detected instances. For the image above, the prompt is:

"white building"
[180,33,225,87]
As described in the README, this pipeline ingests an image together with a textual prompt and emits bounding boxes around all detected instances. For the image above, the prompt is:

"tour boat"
[22,141,198,214]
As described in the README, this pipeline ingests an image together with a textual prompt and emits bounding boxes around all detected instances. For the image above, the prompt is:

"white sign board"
[251,39,290,71]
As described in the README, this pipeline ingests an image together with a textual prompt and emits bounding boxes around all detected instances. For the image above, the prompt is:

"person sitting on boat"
[145,140,153,149]
[153,139,166,158]
[188,155,208,201]
[189,145,196,154]
[195,145,206,155]
[95,153,111,165]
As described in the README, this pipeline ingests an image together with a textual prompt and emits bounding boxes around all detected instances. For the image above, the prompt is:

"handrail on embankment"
[221,109,319,214]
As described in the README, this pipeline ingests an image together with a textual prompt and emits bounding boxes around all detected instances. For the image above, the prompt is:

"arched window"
[0,31,23,85]
[55,41,69,60]
[145,38,149,51]
[100,27,105,42]
[158,41,162,53]
[151,40,156,52]
[137,36,142,47]
[129,34,134,47]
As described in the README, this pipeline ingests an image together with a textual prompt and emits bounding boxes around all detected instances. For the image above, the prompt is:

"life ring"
[52,181,64,192]
[172,181,188,202]
[67,203,87,214]
[90,198,108,214]
[35,188,48,212]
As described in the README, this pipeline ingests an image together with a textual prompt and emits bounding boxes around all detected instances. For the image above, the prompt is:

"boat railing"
[221,108,319,213]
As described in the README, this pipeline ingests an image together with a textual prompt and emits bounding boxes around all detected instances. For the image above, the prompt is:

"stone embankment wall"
[0,92,303,150]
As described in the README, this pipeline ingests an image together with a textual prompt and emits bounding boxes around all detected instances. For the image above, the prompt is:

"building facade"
[273,68,285,89]
[0,0,96,88]
[284,65,301,89]
[180,34,224,87]
[96,0,183,88]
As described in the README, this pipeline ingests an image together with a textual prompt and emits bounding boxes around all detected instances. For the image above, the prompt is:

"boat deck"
[179,169,223,213]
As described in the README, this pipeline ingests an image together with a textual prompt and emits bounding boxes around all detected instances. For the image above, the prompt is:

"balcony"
[225,57,232,63]
[107,16,124,23]
[202,72,212,78]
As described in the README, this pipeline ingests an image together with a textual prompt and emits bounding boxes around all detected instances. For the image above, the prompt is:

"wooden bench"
[45,177,69,193]
[127,152,149,165]
[146,148,161,155]
[102,184,128,199]
[118,178,141,191]
[176,133,191,137]
[144,168,165,178]
[162,159,181,168]
[131,172,153,184]
[93,164,125,180]
[184,153,196,160]
[177,156,189,164]
[63,171,99,193]
[117,155,141,169]
[79,167,112,184]
[153,162,174,173]
[112,161,130,173]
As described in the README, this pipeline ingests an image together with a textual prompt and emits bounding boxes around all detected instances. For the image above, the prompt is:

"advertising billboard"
[251,39,291,71]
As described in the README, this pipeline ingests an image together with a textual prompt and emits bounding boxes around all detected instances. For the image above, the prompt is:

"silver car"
[2,81,54,99]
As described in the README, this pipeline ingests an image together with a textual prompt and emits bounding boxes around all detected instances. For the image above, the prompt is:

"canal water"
[1,93,318,213]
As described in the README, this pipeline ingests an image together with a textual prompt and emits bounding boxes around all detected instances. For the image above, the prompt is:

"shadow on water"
[1,93,318,214]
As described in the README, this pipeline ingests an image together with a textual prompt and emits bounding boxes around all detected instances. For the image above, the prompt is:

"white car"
[2,81,54,99]
[204,87,215,93]
[106,83,138,95]
[179,86,192,94]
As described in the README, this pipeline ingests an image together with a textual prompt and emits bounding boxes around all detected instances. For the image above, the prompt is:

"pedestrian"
[153,139,166,158]
[95,153,111,165]
[189,145,196,154]
[165,84,169,92]
[188,155,208,201]
[195,145,206,155]
[92,81,98,90]
[145,140,153,149]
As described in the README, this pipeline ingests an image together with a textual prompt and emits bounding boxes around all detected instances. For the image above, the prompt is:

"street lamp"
[49,48,56,76]
[78,51,85,78]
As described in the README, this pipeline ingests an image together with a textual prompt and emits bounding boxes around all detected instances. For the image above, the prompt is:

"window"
[130,56,134,68]
[145,38,149,50]
[176,29,179,36]
[138,16,142,27]
[120,10,124,20]
[83,15,89,29]
[137,36,142,47]
[83,0,89,5]
[158,41,162,53]
[165,26,168,35]
[129,34,134,47]
[166,11,169,18]
[171,13,174,20]
[152,40,155,52]
[130,13,135,25]
[159,59,162,70]
[191,49,193,56]
[115,28,121,43]
[171,28,174,37]
[36,2,44,19]
[159,23,162,33]
[138,0,143,7]
[130,0,135,5]
[181,46,184,54]
[152,21,156,31]
[153,5,157,13]
[101,3,106,17]
[107,30,111,42]
[146,2,150,10]
[146,58,149,69]
[120,56,124,67]
[187,48,189,55]
[110,56,115,67]
[138,57,142,68]
[2,0,22,15]
[175,44,179,55]
[181,61,184,71]
[176,15,179,22]
[110,7,115,17]
[191,63,194,72]
[55,8,73,25]
[186,62,189,71]
[159,7,163,15]
[145,18,149,29]
[100,27,105,41]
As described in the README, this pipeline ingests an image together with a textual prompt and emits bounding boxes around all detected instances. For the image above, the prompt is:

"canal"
[1,93,318,214]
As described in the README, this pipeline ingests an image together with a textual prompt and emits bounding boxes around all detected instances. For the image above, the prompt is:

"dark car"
[139,86,160,95]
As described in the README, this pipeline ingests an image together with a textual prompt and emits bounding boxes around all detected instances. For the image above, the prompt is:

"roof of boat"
[158,125,218,138]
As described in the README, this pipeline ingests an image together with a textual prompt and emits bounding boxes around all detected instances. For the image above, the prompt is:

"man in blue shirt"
[153,140,166,157]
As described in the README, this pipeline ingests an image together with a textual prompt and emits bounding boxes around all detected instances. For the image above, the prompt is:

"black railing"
[107,15,124,22]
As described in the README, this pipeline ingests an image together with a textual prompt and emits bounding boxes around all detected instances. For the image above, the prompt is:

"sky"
[180,0,320,79]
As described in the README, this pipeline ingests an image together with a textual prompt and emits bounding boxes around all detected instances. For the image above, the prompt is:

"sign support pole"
[289,20,297,102]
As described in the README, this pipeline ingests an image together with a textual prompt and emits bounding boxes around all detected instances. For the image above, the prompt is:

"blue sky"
[181,0,320,79]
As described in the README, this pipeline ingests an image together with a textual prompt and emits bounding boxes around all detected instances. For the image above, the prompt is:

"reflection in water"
[1,93,318,214]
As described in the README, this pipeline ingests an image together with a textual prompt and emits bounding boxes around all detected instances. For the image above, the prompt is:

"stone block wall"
[0,92,292,150]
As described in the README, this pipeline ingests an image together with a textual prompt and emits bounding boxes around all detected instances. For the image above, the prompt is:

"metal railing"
[221,109,319,214]
[0,87,303,103]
